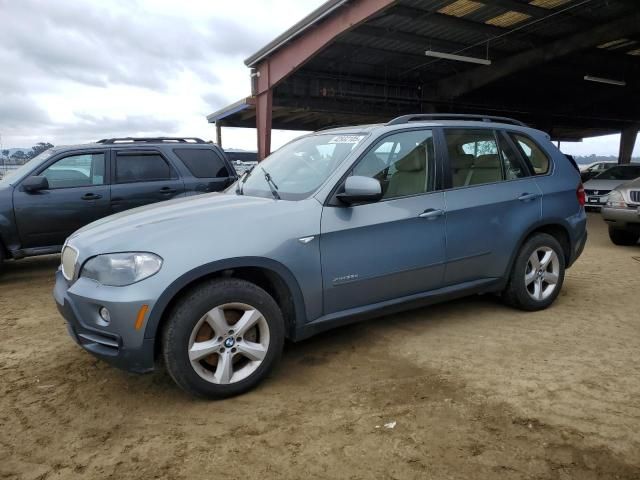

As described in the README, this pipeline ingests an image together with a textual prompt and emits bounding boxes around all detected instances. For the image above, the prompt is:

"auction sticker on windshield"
[328,135,364,144]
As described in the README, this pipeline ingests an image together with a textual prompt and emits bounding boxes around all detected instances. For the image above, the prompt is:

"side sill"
[292,277,502,341]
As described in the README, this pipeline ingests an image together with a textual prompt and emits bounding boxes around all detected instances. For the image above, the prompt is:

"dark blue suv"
[0,137,236,266]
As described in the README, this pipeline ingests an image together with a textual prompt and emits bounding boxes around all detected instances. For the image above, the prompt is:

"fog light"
[99,307,111,325]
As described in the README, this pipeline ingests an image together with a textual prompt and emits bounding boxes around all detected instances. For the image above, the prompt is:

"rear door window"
[173,148,230,178]
[510,134,551,175]
[445,129,527,188]
[115,153,176,183]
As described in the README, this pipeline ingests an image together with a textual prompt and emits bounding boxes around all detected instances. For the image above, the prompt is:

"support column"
[618,126,638,165]
[216,122,223,149]
[256,89,273,160]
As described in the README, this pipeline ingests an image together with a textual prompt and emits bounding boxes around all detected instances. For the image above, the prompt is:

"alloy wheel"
[524,247,560,302]
[188,303,270,384]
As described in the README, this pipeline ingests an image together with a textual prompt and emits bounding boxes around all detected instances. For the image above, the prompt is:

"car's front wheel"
[162,278,285,398]
[503,233,565,311]
[608,227,639,246]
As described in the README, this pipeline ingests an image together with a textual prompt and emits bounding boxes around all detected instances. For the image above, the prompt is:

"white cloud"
[0,0,324,150]
[0,0,636,157]
[560,134,639,158]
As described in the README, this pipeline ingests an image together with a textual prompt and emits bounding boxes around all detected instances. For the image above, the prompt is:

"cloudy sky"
[0,0,637,157]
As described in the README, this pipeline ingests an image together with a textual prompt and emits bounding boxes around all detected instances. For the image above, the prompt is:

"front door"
[13,151,110,248]
[110,150,185,213]
[441,128,542,284]
[320,129,447,315]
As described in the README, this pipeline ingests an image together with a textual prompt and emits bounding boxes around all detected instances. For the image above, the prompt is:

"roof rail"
[315,124,352,132]
[386,114,527,127]
[96,137,207,144]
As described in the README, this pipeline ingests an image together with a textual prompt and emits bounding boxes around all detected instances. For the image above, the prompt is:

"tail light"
[577,184,586,207]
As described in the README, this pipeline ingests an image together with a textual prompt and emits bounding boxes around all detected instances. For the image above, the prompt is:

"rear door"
[13,150,110,248]
[171,147,236,195]
[441,128,542,285]
[109,149,185,213]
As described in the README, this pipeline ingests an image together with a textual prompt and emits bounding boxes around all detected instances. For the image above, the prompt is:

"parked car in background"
[602,177,640,245]
[55,114,587,398]
[0,137,237,266]
[579,161,616,182]
[583,165,640,210]
[225,149,258,175]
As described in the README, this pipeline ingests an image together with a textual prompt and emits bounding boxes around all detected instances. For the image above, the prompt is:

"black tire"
[608,227,639,246]
[162,278,285,399]
[503,233,565,311]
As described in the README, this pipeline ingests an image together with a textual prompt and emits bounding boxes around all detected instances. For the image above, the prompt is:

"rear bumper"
[53,270,156,373]
[568,227,587,268]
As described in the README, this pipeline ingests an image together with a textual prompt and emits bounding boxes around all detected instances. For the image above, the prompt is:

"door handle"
[517,193,541,202]
[159,187,177,194]
[418,208,445,220]
[81,193,102,200]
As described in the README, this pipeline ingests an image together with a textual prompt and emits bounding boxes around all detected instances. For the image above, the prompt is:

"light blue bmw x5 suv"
[54,115,587,398]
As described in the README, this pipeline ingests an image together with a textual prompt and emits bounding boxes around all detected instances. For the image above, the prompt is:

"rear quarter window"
[173,148,230,178]
[510,134,551,175]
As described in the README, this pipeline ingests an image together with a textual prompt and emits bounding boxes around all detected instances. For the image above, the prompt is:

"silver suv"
[602,176,640,245]
[54,115,587,398]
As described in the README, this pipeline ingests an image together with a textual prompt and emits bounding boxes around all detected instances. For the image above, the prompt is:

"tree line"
[0,143,55,165]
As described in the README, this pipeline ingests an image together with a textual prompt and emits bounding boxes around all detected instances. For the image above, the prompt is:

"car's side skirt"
[293,277,503,341]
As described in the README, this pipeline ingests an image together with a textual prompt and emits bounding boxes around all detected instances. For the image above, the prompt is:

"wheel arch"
[507,220,573,276]
[144,257,307,349]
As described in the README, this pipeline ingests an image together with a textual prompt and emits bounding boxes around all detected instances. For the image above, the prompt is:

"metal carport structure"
[207,0,640,160]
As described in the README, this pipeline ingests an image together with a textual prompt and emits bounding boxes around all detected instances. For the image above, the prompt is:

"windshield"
[0,149,56,186]
[594,166,640,181]
[239,133,366,200]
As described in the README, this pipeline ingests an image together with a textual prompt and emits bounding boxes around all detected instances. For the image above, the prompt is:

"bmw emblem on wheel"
[224,337,235,348]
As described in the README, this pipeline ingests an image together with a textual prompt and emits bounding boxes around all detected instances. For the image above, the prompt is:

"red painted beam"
[257,88,273,160]
[255,0,396,94]
[253,0,396,159]
[619,126,639,165]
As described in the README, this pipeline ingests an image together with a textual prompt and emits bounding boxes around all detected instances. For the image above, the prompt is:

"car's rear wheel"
[503,233,565,311]
[162,278,284,398]
[608,227,639,246]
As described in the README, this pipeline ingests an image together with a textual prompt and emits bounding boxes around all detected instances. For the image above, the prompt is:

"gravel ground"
[1,213,639,479]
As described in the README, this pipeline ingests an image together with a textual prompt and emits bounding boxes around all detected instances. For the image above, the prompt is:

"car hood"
[615,177,640,190]
[70,192,272,243]
[67,192,322,269]
[583,179,627,191]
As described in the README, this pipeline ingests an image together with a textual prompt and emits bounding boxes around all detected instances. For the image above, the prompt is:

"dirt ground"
[1,213,639,480]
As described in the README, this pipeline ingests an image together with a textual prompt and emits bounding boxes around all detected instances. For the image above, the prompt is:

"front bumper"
[602,206,640,230]
[53,270,156,373]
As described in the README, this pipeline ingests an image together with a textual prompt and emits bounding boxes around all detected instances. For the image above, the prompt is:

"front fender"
[143,256,308,341]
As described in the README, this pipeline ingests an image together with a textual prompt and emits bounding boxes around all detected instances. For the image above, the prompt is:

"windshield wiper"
[235,166,255,195]
[261,167,280,200]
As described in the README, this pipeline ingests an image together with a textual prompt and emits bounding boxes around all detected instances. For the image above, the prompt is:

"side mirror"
[336,176,382,205]
[22,176,49,192]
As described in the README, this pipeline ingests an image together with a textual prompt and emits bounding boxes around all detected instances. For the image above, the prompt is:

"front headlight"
[81,252,163,286]
[606,190,626,208]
